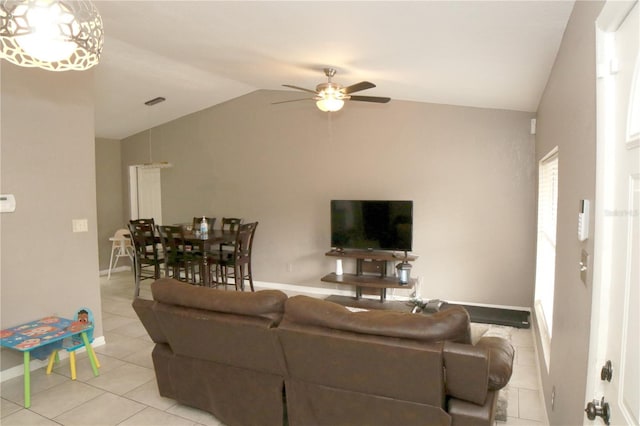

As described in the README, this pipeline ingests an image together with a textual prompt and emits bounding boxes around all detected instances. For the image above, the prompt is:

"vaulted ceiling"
[93,1,575,140]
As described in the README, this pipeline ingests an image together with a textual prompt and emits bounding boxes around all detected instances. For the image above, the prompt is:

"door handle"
[585,397,610,425]
[600,360,613,382]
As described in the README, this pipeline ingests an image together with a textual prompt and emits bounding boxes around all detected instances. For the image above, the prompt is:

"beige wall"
[0,63,102,370]
[95,138,127,272]
[533,1,604,424]
[121,91,537,307]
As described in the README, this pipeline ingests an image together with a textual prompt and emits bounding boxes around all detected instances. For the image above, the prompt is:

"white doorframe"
[587,1,639,425]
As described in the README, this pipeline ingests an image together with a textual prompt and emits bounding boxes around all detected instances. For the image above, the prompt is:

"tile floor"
[1,271,548,425]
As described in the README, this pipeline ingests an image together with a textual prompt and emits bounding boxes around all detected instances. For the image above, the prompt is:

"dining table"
[181,229,237,285]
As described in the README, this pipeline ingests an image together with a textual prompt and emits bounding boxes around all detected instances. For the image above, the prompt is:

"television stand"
[321,250,418,302]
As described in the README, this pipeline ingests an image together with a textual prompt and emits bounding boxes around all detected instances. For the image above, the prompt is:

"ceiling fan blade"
[282,84,318,94]
[272,98,312,105]
[349,95,391,103]
[343,81,376,94]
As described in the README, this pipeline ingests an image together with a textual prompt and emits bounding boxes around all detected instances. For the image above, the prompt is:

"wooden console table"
[321,250,418,302]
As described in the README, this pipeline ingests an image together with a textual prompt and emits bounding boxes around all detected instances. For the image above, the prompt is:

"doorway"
[128,165,164,224]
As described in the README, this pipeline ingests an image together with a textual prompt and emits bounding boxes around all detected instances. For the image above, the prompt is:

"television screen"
[331,200,413,251]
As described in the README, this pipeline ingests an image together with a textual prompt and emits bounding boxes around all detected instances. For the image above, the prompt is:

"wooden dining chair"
[128,222,163,297]
[157,225,196,282]
[208,222,258,291]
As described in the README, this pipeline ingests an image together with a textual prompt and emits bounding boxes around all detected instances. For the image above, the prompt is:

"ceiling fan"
[275,68,391,112]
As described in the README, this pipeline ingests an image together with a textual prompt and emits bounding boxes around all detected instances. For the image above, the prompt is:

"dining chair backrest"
[128,222,162,297]
[157,225,186,258]
[157,225,191,280]
[221,217,243,232]
[219,218,243,251]
[128,222,159,262]
[233,222,258,267]
[192,217,216,231]
[130,218,156,227]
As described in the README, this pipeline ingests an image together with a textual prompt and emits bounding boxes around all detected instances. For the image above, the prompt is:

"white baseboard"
[0,336,106,382]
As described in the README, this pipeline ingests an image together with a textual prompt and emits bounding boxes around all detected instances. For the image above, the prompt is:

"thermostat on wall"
[0,194,16,213]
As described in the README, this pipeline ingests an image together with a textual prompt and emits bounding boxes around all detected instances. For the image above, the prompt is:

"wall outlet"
[72,219,88,233]
[286,263,293,273]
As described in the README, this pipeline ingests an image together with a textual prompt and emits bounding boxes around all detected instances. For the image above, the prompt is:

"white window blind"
[535,148,558,349]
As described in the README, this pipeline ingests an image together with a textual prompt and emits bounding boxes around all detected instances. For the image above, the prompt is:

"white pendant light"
[0,0,104,71]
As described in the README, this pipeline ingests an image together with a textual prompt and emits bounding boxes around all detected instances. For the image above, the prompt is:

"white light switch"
[72,219,88,233]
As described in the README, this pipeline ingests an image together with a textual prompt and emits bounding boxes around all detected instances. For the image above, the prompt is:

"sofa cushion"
[284,295,471,343]
[151,278,287,322]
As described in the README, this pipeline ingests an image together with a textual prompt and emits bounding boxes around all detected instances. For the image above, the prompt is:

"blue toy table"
[0,316,99,407]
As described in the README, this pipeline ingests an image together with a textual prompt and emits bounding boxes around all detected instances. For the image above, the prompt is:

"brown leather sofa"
[133,279,514,426]
[133,278,288,426]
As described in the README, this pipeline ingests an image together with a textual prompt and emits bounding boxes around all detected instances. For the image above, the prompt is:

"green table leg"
[23,352,30,408]
[80,332,99,377]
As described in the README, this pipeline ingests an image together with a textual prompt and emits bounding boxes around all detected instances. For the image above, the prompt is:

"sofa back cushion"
[282,295,471,343]
[278,296,455,406]
[149,278,287,375]
[151,278,286,322]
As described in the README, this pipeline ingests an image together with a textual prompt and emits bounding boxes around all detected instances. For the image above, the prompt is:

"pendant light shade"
[0,0,103,71]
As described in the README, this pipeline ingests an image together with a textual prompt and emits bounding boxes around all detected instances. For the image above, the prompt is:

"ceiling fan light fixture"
[277,67,388,111]
[0,0,104,71]
[316,97,344,112]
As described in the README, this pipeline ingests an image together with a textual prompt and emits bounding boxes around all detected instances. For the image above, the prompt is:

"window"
[534,147,558,369]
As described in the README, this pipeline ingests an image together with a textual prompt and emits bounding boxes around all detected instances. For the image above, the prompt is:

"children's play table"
[0,316,99,408]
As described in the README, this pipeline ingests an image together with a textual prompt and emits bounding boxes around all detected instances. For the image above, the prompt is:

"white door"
[129,165,163,225]
[587,2,639,425]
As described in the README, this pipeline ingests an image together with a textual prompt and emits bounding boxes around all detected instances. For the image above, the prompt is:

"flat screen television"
[331,200,413,251]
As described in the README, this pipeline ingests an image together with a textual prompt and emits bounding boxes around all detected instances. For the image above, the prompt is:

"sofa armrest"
[443,341,489,405]
[132,297,168,344]
[475,336,514,391]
